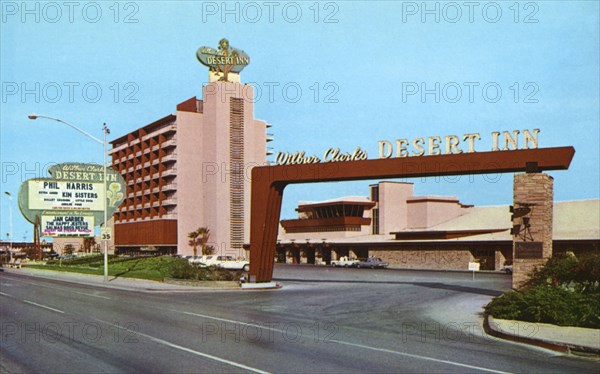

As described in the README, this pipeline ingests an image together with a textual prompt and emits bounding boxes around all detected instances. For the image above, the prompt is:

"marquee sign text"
[378,129,540,158]
[275,129,540,166]
[275,147,368,165]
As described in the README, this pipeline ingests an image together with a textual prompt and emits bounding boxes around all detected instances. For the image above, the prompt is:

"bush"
[485,286,600,328]
[41,255,243,282]
[486,252,600,328]
[195,267,242,281]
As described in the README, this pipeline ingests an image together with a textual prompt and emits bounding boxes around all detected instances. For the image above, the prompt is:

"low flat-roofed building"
[278,181,599,270]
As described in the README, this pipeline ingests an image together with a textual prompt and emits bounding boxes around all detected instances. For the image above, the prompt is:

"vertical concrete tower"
[111,40,267,258]
[196,82,267,257]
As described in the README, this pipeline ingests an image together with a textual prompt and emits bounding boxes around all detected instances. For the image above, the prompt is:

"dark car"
[356,257,388,269]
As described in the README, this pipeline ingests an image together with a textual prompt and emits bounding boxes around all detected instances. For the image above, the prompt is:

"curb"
[484,314,600,357]
[1,268,244,293]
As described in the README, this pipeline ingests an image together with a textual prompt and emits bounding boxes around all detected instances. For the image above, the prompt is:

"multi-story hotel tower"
[109,81,268,257]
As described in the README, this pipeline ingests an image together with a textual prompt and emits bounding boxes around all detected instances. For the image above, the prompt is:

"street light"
[3,192,13,251]
[27,113,111,283]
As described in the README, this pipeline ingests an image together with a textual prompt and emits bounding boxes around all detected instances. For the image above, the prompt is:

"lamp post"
[3,192,13,251]
[27,113,110,282]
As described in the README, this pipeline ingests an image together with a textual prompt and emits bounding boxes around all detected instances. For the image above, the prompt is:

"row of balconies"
[118,197,177,213]
[125,183,177,199]
[110,123,176,154]
[117,154,176,176]
[114,203,177,223]
[111,136,177,163]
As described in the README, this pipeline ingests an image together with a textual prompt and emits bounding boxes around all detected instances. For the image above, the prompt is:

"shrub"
[196,267,242,281]
[485,286,600,328]
[487,252,600,328]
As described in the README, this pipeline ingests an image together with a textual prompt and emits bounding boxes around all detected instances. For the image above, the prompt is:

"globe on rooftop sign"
[196,38,250,82]
[18,163,126,237]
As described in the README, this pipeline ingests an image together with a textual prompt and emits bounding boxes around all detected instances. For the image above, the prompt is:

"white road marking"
[7,276,111,300]
[72,290,111,300]
[330,340,512,374]
[0,292,12,297]
[22,300,65,314]
[180,310,512,374]
[91,317,271,374]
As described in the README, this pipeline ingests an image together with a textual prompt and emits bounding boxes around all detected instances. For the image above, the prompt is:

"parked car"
[331,256,359,267]
[356,257,388,269]
[187,256,203,265]
[501,265,513,274]
[197,255,250,271]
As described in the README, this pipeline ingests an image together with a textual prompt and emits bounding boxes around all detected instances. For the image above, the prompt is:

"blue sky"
[1,1,599,242]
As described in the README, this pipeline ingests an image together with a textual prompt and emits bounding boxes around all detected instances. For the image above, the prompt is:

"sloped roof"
[553,199,600,240]
[279,199,599,244]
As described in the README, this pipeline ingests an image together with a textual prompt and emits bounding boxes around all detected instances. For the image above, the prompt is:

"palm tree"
[188,227,211,257]
[84,237,96,254]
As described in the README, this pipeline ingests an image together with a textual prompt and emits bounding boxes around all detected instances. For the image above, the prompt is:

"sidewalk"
[1,267,243,292]
[485,315,600,356]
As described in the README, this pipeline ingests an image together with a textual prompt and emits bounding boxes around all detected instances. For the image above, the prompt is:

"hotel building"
[278,181,599,270]
[109,82,267,257]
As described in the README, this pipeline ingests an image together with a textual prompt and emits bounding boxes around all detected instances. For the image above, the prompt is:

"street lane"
[1,267,598,373]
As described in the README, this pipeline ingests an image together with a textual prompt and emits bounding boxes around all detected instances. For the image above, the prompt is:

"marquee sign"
[28,180,104,211]
[196,38,250,82]
[18,163,126,237]
[275,129,540,166]
[41,214,94,237]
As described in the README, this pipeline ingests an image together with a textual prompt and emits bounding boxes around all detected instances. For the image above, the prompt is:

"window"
[372,208,380,235]
[371,185,379,202]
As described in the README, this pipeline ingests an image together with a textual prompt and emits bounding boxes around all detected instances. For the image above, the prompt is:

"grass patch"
[485,253,600,328]
[26,255,243,282]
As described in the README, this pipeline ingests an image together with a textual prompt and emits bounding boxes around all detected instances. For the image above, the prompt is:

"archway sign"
[248,147,575,284]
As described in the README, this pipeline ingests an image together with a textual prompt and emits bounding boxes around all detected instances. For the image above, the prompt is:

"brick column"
[512,173,554,288]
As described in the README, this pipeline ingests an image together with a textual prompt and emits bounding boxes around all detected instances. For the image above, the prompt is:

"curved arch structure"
[249,147,575,283]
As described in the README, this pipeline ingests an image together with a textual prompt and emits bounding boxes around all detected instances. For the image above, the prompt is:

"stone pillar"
[512,173,554,288]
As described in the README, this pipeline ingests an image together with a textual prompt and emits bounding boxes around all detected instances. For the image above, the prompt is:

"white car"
[331,256,360,267]
[198,255,250,271]
[187,256,203,265]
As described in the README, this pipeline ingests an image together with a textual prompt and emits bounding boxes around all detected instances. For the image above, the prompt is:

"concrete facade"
[277,180,597,275]
[109,82,267,257]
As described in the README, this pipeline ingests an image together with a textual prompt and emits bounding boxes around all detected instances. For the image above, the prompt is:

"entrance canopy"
[249,147,575,283]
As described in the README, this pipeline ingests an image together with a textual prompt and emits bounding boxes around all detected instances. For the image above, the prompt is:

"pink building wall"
[379,182,414,234]
[175,109,205,256]
[176,82,266,257]
[406,196,464,229]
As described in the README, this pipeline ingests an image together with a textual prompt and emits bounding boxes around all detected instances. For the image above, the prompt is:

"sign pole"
[103,123,109,283]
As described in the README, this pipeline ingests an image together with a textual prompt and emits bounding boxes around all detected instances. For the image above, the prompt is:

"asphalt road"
[1,265,598,373]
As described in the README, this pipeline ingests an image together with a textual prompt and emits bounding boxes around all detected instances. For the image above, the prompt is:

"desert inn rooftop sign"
[196,38,250,83]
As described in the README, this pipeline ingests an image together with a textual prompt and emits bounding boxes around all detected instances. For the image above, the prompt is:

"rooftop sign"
[196,38,250,82]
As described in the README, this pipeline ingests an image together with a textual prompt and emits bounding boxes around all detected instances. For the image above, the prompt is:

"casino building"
[108,81,268,257]
[277,182,600,270]
[106,40,598,267]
